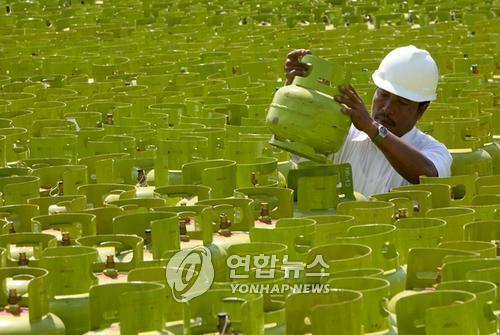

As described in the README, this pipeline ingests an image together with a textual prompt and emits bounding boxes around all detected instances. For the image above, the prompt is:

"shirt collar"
[401,126,418,142]
[352,125,418,142]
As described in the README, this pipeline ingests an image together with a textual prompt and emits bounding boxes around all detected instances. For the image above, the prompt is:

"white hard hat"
[372,45,439,102]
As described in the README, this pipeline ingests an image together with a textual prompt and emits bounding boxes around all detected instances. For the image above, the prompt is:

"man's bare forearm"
[364,122,438,183]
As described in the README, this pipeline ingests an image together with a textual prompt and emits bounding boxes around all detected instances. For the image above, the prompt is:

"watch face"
[379,125,388,138]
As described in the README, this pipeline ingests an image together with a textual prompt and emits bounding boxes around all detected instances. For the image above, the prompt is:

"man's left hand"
[334,85,376,137]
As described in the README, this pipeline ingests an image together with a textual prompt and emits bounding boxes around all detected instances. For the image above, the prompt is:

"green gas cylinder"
[439,240,497,258]
[464,219,500,243]
[436,280,497,335]
[425,207,476,242]
[336,224,406,297]
[373,189,432,217]
[196,198,254,249]
[288,163,359,217]
[182,289,264,335]
[387,247,480,314]
[475,109,500,174]
[306,243,373,275]
[234,186,294,227]
[481,139,500,175]
[394,218,447,265]
[86,282,174,334]
[266,55,351,163]
[336,200,395,225]
[155,185,211,207]
[0,232,57,267]
[112,211,180,265]
[0,267,65,335]
[126,266,184,323]
[251,218,316,263]
[328,277,396,334]
[40,246,99,335]
[76,234,145,284]
[432,118,493,176]
[286,289,364,335]
[223,244,288,329]
[396,290,479,334]
[450,148,493,176]
[168,206,230,282]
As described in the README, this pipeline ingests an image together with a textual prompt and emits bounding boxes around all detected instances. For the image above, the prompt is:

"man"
[285,45,452,196]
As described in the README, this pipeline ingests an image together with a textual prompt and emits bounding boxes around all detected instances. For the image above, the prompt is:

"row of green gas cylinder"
[0,181,500,334]
[0,172,499,334]
[0,5,497,176]
[0,0,498,334]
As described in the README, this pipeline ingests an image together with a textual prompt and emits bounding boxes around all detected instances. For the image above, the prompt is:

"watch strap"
[371,123,387,143]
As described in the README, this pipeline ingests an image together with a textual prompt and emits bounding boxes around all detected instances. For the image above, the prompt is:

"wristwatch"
[371,122,389,144]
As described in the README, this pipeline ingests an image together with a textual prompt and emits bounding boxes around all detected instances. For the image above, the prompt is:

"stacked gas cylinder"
[0,0,498,334]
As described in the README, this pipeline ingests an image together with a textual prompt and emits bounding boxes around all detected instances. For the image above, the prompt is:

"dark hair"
[417,101,430,115]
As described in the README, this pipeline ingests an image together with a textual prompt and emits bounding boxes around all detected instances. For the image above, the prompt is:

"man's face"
[371,87,428,137]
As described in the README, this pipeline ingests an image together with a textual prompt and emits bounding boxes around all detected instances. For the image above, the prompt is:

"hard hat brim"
[372,70,436,102]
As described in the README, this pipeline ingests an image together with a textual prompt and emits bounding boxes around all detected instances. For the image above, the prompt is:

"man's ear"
[416,102,430,120]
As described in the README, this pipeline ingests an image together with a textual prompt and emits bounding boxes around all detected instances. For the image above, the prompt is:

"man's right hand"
[285,49,312,85]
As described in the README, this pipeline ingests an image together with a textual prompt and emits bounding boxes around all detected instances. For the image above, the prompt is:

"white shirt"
[332,125,452,197]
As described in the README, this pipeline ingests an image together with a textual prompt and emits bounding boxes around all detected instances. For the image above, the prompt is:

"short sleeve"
[421,140,452,177]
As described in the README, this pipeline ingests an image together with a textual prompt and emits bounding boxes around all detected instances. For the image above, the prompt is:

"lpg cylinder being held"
[266,55,351,163]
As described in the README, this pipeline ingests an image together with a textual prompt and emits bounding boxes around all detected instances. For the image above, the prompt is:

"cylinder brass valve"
[57,181,64,196]
[434,266,442,286]
[144,229,152,251]
[218,213,232,237]
[250,172,258,186]
[6,288,21,315]
[179,217,191,242]
[217,312,234,335]
[18,252,29,266]
[61,232,71,246]
[258,202,272,224]
[105,113,114,125]
[8,222,15,234]
[394,208,408,220]
[470,64,479,74]
[413,203,420,213]
[103,255,119,279]
[136,168,147,187]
